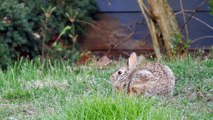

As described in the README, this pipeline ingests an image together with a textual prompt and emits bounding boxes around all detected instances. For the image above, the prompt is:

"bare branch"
[183,13,213,30]
[179,0,189,39]
[176,0,208,32]
[175,10,196,15]
[192,36,213,43]
[76,20,102,31]
[111,24,135,49]
[176,10,213,30]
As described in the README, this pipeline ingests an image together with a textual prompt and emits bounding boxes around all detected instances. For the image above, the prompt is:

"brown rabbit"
[110,52,175,97]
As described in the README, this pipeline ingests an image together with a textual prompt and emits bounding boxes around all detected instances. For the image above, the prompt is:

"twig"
[175,10,196,15]
[106,20,146,56]
[113,30,134,49]
[76,20,101,31]
[106,24,135,55]
[176,10,213,30]
[182,13,213,30]
[177,0,208,32]
[192,36,213,43]
[76,19,124,43]
[179,0,189,39]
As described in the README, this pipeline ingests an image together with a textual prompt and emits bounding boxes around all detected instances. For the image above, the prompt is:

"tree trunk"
[138,0,183,59]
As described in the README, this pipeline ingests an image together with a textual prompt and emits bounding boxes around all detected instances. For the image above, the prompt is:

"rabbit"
[110,52,175,97]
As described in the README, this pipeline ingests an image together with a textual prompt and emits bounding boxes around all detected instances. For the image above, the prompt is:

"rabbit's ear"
[128,52,137,69]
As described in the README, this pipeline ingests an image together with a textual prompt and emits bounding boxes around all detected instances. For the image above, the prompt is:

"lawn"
[0,57,212,120]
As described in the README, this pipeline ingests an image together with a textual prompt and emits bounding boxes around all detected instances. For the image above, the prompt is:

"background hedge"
[0,0,97,69]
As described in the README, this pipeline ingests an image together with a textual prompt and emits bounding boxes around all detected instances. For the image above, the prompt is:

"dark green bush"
[0,0,41,69]
[0,0,98,69]
[20,0,98,40]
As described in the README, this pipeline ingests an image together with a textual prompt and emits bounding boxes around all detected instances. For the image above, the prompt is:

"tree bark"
[138,0,162,59]
[138,0,183,59]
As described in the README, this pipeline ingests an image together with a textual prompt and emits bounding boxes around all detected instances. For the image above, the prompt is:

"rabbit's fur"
[110,52,175,97]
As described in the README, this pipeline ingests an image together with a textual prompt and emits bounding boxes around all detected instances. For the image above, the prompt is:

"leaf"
[56,26,72,41]
[97,55,112,69]
[41,6,46,13]
[77,52,91,65]
[60,26,72,36]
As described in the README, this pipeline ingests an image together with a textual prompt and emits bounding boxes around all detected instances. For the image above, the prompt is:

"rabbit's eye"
[118,71,123,75]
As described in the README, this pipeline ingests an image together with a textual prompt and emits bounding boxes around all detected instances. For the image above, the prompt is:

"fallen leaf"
[97,55,112,69]
[77,53,91,65]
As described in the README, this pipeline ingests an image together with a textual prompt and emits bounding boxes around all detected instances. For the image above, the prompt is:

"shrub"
[0,0,41,69]
[0,0,98,69]
[20,0,98,40]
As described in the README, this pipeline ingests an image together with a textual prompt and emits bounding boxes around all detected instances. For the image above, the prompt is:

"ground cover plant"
[0,56,212,119]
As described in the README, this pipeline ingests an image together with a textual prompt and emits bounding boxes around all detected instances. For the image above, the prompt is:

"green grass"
[0,57,212,120]
[54,96,182,120]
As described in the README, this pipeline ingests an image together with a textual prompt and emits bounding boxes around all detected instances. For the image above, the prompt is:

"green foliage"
[209,0,213,15]
[47,25,81,61]
[172,33,191,55]
[0,0,98,69]
[20,0,98,40]
[0,0,41,69]
[0,44,11,69]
